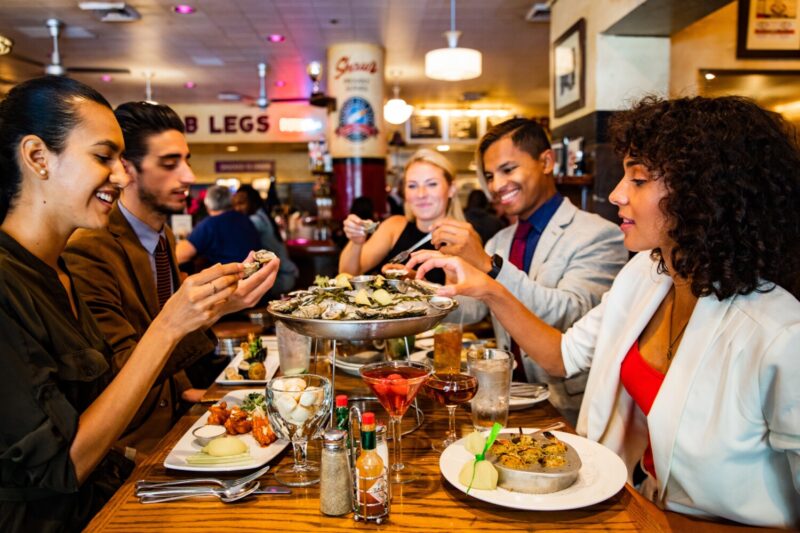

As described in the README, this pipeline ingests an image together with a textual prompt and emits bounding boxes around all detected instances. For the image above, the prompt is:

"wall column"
[327,42,387,221]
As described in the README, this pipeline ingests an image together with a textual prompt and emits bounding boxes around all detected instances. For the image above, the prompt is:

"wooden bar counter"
[86,359,771,532]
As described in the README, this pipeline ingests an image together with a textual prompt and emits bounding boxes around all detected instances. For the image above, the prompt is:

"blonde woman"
[339,148,464,284]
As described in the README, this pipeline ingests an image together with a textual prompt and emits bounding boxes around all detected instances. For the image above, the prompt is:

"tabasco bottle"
[355,412,387,519]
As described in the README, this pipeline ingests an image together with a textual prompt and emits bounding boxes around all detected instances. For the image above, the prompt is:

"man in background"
[177,185,260,266]
[64,102,276,460]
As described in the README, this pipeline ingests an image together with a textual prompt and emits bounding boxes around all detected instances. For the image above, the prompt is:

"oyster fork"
[386,233,432,265]
[135,464,270,492]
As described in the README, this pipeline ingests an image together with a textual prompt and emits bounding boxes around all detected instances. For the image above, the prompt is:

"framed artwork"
[737,0,800,58]
[448,116,479,140]
[408,114,444,141]
[553,18,586,118]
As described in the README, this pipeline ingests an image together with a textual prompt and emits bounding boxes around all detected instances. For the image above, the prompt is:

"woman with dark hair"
[409,96,800,527]
[0,77,277,532]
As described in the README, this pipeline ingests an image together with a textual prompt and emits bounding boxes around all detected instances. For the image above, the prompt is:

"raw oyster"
[242,249,277,279]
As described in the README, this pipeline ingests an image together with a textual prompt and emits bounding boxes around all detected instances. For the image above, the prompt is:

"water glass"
[466,348,513,430]
[276,321,311,375]
[433,323,462,373]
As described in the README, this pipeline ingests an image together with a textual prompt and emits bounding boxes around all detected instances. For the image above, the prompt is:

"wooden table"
[86,359,770,532]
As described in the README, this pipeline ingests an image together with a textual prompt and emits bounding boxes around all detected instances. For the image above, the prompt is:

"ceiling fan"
[11,19,130,77]
[222,62,335,110]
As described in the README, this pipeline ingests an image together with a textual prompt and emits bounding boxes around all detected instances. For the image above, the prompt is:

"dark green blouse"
[0,230,130,532]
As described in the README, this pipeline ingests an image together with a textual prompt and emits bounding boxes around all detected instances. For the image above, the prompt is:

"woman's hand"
[222,251,280,314]
[407,250,496,299]
[159,262,243,335]
[342,214,369,245]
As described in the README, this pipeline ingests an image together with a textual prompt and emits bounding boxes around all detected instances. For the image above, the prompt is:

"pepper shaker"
[320,429,353,516]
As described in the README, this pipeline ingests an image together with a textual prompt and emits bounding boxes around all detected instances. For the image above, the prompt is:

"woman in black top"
[0,77,278,532]
[339,149,464,284]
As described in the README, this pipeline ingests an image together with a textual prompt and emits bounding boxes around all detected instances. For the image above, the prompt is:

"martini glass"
[266,374,332,486]
[425,373,478,451]
[360,359,432,484]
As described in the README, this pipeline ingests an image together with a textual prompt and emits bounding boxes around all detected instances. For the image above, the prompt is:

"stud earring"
[39,168,47,176]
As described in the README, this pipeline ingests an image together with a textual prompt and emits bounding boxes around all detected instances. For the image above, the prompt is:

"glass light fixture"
[384,85,413,125]
[425,0,482,81]
[0,34,13,55]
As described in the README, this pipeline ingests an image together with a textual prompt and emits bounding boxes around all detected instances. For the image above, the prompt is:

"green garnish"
[467,422,502,494]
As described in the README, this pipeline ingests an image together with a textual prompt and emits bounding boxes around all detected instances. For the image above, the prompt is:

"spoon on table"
[138,480,261,504]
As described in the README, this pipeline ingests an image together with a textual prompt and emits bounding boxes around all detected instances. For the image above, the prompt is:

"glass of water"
[276,321,311,375]
[466,348,513,430]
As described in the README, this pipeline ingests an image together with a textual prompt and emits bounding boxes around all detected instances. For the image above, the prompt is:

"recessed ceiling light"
[226,145,239,152]
[436,144,451,152]
[704,72,716,81]
[267,34,285,43]
[173,5,195,14]
[184,81,196,89]
[100,74,113,82]
[274,80,286,87]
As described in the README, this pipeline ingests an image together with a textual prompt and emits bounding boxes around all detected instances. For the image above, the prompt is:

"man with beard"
[420,118,627,425]
[63,102,276,460]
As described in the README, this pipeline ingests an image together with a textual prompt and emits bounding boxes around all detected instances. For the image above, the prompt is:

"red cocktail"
[360,360,432,484]
[425,373,478,451]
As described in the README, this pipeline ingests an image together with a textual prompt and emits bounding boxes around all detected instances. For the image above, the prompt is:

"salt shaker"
[320,429,353,516]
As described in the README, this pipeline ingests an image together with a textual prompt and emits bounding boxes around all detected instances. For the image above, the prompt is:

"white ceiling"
[0,0,551,112]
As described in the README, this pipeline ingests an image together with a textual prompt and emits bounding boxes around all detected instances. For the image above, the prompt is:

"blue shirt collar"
[523,192,563,233]
[118,199,165,255]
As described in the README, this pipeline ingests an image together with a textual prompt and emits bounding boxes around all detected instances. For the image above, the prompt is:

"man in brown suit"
[64,102,276,460]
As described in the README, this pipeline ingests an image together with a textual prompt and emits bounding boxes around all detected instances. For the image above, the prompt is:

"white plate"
[334,351,428,376]
[439,429,627,511]
[164,389,289,472]
[215,337,280,385]
[509,389,550,411]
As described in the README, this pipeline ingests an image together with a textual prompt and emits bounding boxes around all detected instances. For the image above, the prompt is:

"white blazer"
[562,252,800,528]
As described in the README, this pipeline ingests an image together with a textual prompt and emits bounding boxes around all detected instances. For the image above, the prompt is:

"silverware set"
[510,382,549,400]
[136,465,291,504]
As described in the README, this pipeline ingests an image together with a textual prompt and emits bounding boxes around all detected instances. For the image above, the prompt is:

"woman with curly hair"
[408,95,800,527]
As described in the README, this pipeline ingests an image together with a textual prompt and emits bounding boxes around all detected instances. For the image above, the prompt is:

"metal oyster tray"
[268,307,452,340]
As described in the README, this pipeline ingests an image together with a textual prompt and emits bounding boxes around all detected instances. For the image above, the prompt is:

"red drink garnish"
[362,366,429,417]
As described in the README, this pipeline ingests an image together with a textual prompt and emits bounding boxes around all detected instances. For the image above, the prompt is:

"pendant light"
[425,0,482,81]
[384,84,414,125]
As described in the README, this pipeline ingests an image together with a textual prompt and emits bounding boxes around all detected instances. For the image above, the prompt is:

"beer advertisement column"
[327,42,387,220]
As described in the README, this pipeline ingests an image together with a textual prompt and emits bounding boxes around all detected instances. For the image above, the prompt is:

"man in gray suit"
[426,118,627,424]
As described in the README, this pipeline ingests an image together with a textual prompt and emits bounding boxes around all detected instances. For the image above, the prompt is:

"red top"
[619,339,665,479]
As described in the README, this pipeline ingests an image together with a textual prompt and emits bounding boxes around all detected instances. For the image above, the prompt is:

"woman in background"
[409,96,800,527]
[0,77,277,532]
[339,148,464,284]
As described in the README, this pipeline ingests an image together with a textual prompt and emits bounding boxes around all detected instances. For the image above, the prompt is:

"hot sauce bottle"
[355,412,387,518]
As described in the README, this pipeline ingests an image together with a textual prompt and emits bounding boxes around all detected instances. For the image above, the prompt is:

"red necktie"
[155,236,172,309]
[508,221,532,381]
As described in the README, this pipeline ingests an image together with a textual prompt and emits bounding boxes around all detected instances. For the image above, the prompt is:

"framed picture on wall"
[553,18,586,118]
[408,113,444,141]
[448,115,479,140]
[737,0,800,58]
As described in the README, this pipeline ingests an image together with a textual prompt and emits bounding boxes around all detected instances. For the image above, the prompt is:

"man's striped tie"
[155,236,172,309]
